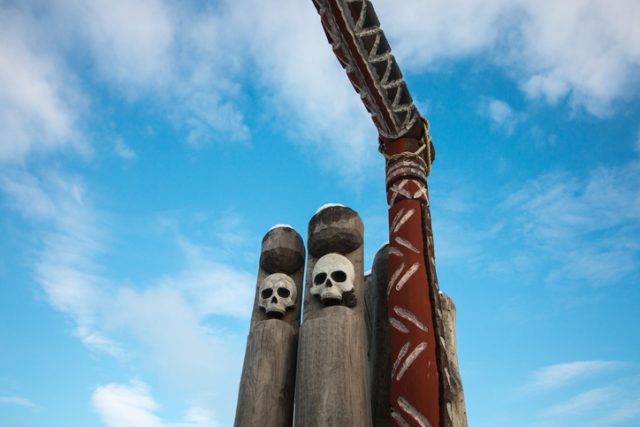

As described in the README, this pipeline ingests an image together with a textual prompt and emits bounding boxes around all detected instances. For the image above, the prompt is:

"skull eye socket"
[277,288,290,298]
[331,270,347,282]
[314,272,327,285]
[261,288,273,299]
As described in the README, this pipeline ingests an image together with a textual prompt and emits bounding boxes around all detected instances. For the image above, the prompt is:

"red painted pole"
[382,136,440,427]
[308,1,465,424]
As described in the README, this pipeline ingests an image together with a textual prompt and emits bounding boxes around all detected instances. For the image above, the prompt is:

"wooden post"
[420,179,468,427]
[383,139,441,427]
[235,226,305,427]
[295,205,371,427]
[437,292,468,427]
[306,1,468,423]
[365,244,391,427]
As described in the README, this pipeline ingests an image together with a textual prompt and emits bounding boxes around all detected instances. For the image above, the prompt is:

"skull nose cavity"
[271,296,278,304]
[325,279,333,288]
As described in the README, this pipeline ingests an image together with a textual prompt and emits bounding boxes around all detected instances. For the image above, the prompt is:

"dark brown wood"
[296,306,370,427]
[365,244,391,427]
[235,320,297,426]
[251,226,305,330]
[437,292,467,427]
[235,226,305,427]
[295,205,371,427]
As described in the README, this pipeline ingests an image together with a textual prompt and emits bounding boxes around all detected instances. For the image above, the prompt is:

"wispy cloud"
[240,0,376,170]
[79,0,175,91]
[0,170,120,355]
[73,0,250,145]
[115,139,137,161]
[503,152,640,286]
[526,361,625,391]
[0,6,86,162]
[111,283,246,390]
[543,387,617,417]
[376,0,640,116]
[524,364,640,426]
[0,395,38,409]
[162,237,255,320]
[4,0,637,171]
[543,387,620,417]
[0,170,250,409]
[479,97,524,135]
[92,380,218,427]
[535,383,640,427]
[425,131,640,293]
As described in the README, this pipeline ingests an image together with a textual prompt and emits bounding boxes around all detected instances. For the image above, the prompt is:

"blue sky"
[1,0,639,426]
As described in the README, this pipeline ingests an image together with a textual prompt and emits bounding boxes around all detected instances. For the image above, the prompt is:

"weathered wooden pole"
[295,205,371,427]
[235,226,305,427]
[365,244,392,426]
[437,292,467,426]
[311,1,467,425]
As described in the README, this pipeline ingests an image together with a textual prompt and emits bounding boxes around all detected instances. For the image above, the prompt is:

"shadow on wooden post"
[365,244,391,427]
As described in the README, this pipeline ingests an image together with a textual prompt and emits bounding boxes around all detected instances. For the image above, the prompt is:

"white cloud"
[526,364,640,426]
[535,384,640,426]
[160,243,255,320]
[111,285,244,390]
[79,0,175,91]
[592,397,640,427]
[1,171,249,401]
[115,139,137,161]
[376,0,640,116]
[0,396,38,408]
[222,0,376,173]
[376,0,513,66]
[69,0,252,144]
[0,171,120,355]
[92,380,218,427]
[516,0,640,115]
[3,0,639,167]
[543,387,617,417]
[63,0,372,171]
[0,7,86,162]
[479,97,523,134]
[527,361,625,391]
[503,152,640,286]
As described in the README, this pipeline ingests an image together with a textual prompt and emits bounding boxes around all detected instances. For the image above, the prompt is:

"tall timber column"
[295,205,371,427]
[235,226,305,427]
[382,137,441,427]
[365,244,392,426]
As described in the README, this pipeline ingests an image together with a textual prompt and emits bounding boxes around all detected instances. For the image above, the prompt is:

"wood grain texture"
[236,227,305,426]
[421,203,468,427]
[251,228,305,330]
[438,292,467,427]
[303,206,366,323]
[296,205,370,427]
[295,306,371,427]
[235,320,297,427]
[365,244,391,427]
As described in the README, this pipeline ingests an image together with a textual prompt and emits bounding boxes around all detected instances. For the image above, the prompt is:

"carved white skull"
[258,273,297,318]
[311,253,355,304]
